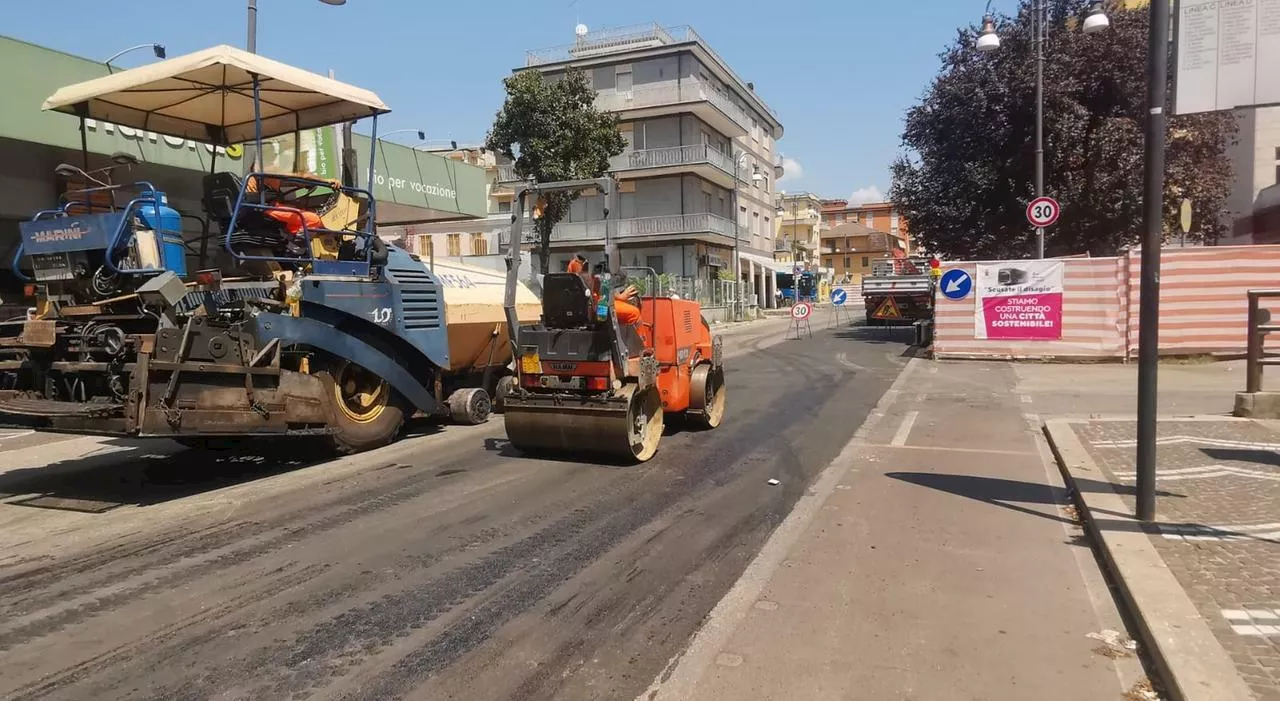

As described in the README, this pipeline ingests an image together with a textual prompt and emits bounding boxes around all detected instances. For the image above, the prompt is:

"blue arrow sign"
[830,288,848,306]
[939,268,973,301]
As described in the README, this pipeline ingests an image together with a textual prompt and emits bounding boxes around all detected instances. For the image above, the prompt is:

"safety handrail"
[1245,289,1280,392]
[226,172,379,269]
[104,182,173,274]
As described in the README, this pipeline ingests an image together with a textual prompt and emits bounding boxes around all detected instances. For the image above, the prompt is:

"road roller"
[499,178,726,462]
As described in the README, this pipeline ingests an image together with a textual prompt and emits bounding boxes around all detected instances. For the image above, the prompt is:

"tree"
[890,1,1236,259]
[485,68,626,274]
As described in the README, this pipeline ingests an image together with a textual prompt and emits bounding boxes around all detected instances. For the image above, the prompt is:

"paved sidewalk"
[1049,417,1280,701]
[646,359,1145,700]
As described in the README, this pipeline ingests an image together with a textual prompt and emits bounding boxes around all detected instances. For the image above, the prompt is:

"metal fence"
[627,275,743,309]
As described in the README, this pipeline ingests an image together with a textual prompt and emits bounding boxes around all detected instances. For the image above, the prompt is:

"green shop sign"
[353,134,487,219]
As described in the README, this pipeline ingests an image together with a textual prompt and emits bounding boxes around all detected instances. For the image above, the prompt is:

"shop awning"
[740,251,795,275]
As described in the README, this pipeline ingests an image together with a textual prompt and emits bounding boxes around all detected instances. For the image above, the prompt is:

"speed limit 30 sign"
[1026,196,1060,227]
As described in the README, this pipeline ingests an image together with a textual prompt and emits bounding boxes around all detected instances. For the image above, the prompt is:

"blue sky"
[7,0,986,204]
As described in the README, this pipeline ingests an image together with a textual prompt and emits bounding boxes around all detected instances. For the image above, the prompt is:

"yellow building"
[774,191,822,267]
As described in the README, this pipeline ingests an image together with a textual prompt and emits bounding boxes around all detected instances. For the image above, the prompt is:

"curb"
[1042,419,1255,701]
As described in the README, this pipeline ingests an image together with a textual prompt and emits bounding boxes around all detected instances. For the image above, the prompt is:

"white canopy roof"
[42,44,389,146]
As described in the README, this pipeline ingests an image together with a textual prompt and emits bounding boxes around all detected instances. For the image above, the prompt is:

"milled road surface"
[0,317,910,701]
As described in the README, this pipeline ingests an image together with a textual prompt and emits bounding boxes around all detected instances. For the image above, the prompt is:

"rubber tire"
[448,387,492,425]
[492,375,516,414]
[317,370,409,455]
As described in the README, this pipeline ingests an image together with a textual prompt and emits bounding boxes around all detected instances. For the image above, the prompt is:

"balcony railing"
[551,213,736,243]
[595,79,752,133]
[497,164,519,183]
[610,144,734,176]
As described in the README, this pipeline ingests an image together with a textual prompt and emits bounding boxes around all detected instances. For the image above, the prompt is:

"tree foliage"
[485,68,625,273]
[890,1,1236,259]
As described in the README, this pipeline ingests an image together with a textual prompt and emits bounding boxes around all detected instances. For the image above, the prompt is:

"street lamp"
[378,129,427,143]
[104,44,165,73]
[246,0,346,54]
[975,0,1109,258]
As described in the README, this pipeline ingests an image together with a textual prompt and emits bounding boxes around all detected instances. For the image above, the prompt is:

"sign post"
[828,287,853,328]
[788,301,813,340]
[1179,198,1192,246]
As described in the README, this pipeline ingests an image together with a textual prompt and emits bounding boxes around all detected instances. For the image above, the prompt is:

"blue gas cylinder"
[136,192,186,277]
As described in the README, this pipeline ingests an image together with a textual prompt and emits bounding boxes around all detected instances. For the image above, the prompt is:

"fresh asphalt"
[0,315,914,701]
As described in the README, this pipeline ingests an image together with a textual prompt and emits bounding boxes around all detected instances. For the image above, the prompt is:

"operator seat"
[541,273,593,329]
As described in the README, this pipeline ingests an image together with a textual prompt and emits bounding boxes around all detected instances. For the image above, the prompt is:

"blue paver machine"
[0,45,502,453]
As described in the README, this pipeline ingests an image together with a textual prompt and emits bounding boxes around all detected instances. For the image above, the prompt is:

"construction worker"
[566,257,641,325]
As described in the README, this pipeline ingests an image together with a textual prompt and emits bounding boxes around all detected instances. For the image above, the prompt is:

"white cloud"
[778,157,803,182]
[848,186,885,205]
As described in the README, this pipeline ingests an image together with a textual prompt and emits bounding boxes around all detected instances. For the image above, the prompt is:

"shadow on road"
[0,438,341,513]
[1198,447,1280,467]
[885,471,1182,528]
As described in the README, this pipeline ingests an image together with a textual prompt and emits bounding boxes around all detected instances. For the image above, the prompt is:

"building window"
[825,257,833,267]
[837,213,846,222]
[446,233,461,257]
[851,212,858,223]
[764,216,771,234]
[497,200,512,213]
[616,66,633,93]
[843,256,851,269]
[739,205,748,228]
[865,212,875,228]
[862,256,870,267]
[470,233,488,256]
[646,255,665,274]
[890,212,899,231]
[753,210,760,234]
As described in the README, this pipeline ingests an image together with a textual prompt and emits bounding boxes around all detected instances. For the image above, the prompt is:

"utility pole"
[1135,0,1171,522]
[1033,0,1045,259]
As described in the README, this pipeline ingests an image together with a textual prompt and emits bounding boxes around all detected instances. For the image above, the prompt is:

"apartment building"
[820,222,908,283]
[820,198,910,246]
[504,24,786,300]
[775,191,822,268]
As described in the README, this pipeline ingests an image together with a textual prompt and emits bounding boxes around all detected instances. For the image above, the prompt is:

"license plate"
[30,253,74,281]
[540,375,584,389]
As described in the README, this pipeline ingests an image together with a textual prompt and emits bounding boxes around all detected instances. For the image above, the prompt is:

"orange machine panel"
[635,297,714,414]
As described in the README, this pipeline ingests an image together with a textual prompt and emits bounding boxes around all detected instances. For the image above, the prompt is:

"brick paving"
[1075,419,1280,701]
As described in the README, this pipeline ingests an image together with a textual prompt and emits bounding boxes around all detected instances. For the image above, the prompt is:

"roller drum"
[503,383,663,463]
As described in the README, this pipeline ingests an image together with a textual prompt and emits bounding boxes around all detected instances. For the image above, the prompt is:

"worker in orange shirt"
[566,256,641,325]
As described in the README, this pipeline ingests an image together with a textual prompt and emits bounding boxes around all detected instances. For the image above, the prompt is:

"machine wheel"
[626,385,665,462]
[492,375,516,414]
[319,360,409,454]
[447,387,492,425]
[688,364,726,429]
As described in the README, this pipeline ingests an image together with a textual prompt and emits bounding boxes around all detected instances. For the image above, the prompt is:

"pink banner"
[975,261,1064,340]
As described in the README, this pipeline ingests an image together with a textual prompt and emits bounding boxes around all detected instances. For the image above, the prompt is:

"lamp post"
[104,44,165,73]
[1135,0,1171,522]
[247,0,346,53]
[731,154,764,321]
[976,0,1109,259]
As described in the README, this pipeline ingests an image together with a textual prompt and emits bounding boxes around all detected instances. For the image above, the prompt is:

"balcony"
[595,79,751,137]
[548,212,737,247]
[523,24,779,125]
[609,144,736,187]
[496,164,520,185]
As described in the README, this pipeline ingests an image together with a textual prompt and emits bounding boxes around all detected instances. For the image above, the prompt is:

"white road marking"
[0,430,34,441]
[1092,436,1280,450]
[1157,522,1280,543]
[1110,464,1280,482]
[1221,608,1280,636]
[889,411,918,447]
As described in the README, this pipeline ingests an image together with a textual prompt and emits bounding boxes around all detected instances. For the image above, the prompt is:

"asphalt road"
[0,316,912,701]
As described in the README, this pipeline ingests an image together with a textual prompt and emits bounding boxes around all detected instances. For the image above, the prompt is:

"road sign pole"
[1136,0,1170,523]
